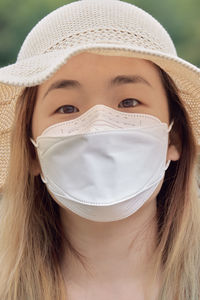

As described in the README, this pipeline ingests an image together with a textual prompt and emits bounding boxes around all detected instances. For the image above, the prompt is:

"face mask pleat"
[39,104,169,138]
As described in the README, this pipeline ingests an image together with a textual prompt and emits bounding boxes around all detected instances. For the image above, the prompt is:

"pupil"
[123,99,133,107]
[64,105,74,113]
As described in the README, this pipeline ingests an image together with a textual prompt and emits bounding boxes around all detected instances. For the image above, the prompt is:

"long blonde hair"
[0,66,199,299]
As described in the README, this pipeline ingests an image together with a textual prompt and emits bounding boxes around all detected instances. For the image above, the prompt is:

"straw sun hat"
[0,0,200,190]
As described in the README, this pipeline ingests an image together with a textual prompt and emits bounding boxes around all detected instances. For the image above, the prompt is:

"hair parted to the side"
[0,64,199,300]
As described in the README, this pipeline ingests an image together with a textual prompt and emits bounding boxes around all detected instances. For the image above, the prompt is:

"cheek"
[31,103,49,139]
[152,95,170,124]
[31,107,41,140]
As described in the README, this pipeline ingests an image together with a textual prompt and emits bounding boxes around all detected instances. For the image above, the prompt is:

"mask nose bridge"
[79,104,113,129]
[84,100,113,112]
[82,104,111,117]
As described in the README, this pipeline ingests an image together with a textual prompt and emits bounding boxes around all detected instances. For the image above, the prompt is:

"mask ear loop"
[165,120,174,171]
[168,120,174,133]
[30,137,38,148]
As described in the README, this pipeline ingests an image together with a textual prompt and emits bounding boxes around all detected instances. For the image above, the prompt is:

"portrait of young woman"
[0,0,200,299]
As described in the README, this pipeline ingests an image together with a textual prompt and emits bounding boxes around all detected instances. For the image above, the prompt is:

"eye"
[56,105,79,114]
[118,98,141,108]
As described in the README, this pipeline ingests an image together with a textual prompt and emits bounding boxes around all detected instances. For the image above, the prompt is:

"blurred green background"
[0,0,199,67]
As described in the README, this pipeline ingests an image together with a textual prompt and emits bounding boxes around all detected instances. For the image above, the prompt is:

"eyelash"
[55,98,141,114]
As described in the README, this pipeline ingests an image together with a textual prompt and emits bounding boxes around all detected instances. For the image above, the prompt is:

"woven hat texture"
[0,0,200,190]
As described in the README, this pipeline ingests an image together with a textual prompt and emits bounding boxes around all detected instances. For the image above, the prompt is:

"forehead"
[40,52,161,85]
[60,51,154,67]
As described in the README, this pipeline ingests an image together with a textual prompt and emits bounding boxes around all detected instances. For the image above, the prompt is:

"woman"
[0,0,199,299]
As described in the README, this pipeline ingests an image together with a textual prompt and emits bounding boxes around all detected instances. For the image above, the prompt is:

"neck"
[59,198,161,291]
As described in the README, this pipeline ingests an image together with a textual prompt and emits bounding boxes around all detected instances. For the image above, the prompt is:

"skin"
[32,52,180,300]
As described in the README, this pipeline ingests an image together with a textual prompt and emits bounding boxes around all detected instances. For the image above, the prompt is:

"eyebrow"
[43,75,152,99]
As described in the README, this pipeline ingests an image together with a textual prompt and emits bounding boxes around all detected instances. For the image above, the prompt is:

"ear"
[30,158,41,176]
[167,143,180,161]
[166,128,181,161]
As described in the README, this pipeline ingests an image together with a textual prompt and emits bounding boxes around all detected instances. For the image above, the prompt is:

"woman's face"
[32,52,179,173]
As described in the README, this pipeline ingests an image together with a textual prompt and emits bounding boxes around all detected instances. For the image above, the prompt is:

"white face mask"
[31,104,173,222]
